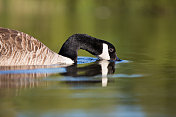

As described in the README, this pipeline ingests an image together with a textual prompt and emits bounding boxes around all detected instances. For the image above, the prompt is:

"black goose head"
[59,34,121,63]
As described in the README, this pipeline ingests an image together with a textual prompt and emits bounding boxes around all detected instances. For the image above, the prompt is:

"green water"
[0,0,176,117]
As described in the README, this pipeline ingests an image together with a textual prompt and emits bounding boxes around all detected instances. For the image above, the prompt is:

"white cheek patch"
[98,43,110,60]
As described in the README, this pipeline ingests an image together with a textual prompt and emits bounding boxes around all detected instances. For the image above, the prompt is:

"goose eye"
[109,48,114,52]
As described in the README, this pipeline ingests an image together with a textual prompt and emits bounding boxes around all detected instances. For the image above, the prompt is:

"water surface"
[0,0,176,117]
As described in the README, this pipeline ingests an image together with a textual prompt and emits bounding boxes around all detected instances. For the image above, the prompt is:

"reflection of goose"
[61,60,115,87]
[0,65,63,88]
[0,60,115,88]
[0,27,121,65]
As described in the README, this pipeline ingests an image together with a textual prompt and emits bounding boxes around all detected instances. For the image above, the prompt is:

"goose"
[0,27,121,66]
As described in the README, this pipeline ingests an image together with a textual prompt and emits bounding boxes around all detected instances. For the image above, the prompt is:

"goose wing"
[0,27,58,65]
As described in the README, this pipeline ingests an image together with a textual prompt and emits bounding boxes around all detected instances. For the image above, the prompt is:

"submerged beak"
[115,53,121,61]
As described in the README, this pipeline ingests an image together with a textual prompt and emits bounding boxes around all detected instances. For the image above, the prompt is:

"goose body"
[0,27,120,66]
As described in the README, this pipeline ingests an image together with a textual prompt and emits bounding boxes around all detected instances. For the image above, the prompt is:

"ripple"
[44,76,100,82]
[110,74,144,78]
[77,56,98,64]
[0,67,66,74]
[77,56,130,64]
[115,60,131,64]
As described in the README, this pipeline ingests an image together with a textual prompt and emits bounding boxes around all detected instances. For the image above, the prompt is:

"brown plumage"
[0,27,73,66]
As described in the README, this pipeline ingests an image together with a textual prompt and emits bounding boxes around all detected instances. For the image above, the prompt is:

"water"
[0,57,140,117]
[0,0,176,117]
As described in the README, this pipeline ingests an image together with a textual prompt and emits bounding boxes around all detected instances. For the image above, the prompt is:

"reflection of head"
[107,62,115,74]
[61,60,116,88]
[61,60,115,77]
